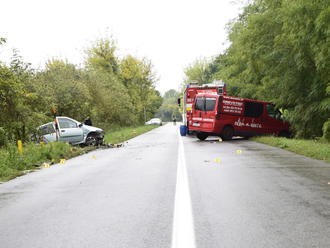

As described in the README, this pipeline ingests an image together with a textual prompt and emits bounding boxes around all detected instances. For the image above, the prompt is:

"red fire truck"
[181,81,227,134]
[181,82,290,140]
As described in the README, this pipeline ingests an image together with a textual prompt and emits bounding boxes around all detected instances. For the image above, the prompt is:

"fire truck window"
[244,102,263,117]
[205,97,216,111]
[195,97,204,111]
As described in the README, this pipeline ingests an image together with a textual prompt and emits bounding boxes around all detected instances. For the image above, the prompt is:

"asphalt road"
[0,124,329,247]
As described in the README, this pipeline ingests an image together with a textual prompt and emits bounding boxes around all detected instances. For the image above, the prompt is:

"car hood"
[82,125,103,133]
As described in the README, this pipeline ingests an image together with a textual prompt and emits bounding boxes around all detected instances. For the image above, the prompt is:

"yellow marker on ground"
[214,158,221,163]
[90,155,96,159]
[236,149,242,154]
[43,163,50,168]
[17,140,23,153]
[60,159,66,164]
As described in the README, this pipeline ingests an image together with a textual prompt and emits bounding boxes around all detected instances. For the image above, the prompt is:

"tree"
[35,59,91,122]
[157,89,181,121]
[0,50,46,141]
[86,38,119,75]
[0,37,6,45]
[200,0,330,138]
[183,58,213,85]
[120,56,158,123]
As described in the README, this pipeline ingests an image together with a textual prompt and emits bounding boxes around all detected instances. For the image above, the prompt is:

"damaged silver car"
[37,117,104,146]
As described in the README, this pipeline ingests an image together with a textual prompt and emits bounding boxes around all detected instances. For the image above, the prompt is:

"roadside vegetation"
[105,125,160,144]
[251,136,330,163]
[0,35,169,181]
[0,37,162,144]
[0,142,88,182]
[184,0,329,139]
[156,89,182,122]
[183,0,329,161]
[0,34,181,182]
[0,124,160,182]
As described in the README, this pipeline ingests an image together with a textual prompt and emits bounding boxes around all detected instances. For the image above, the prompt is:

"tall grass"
[0,142,85,181]
[252,136,330,163]
[0,124,160,182]
[104,125,160,144]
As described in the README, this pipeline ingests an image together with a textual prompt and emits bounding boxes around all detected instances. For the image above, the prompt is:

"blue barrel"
[180,125,187,136]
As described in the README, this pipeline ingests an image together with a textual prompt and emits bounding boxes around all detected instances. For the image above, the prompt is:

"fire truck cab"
[181,81,226,134]
[188,90,290,141]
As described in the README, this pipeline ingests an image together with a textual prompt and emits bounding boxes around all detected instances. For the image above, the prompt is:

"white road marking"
[171,132,196,248]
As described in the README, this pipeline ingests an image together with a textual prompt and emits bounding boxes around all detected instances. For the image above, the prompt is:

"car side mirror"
[79,123,83,128]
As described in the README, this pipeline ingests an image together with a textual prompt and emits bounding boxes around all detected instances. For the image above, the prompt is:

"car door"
[39,123,57,143]
[56,117,84,144]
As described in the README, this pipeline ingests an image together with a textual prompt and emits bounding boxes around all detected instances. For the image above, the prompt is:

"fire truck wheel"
[197,132,208,141]
[279,130,291,138]
[221,126,234,141]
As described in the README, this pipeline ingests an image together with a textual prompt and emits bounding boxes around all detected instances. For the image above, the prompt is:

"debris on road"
[103,143,124,148]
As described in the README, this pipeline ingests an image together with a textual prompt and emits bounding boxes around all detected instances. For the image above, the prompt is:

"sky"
[0,0,245,94]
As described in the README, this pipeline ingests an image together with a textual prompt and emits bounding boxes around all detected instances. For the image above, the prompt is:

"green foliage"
[0,36,162,144]
[35,59,92,121]
[0,37,6,45]
[85,40,161,126]
[0,127,7,147]
[0,142,86,181]
[0,124,158,182]
[0,51,47,142]
[193,0,330,138]
[86,38,119,74]
[104,125,159,144]
[252,136,330,163]
[183,58,213,85]
[157,89,181,121]
[322,120,330,142]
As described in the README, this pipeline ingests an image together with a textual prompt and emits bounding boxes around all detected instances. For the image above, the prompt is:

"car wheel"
[197,132,208,141]
[221,126,234,141]
[86,134,98,146]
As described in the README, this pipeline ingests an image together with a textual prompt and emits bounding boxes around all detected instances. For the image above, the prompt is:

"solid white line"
[171,132,196,248]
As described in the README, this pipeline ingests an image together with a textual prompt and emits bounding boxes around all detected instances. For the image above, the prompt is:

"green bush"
[322,120,330,142]
[0,127,7,147]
